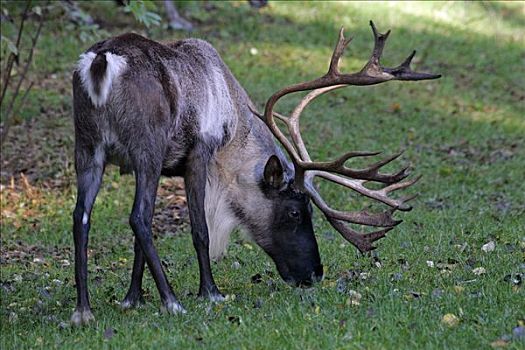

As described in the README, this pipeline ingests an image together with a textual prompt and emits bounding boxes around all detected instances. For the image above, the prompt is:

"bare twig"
[0,0,31,106]
[1,2,46,145]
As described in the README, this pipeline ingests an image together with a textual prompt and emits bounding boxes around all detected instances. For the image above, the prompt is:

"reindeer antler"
[254,21,441,253]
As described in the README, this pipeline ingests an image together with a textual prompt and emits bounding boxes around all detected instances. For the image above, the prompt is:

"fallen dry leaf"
[490,339,509,348]
[346,290,362,306]
[473,267,487,275]
[442,313,460,327]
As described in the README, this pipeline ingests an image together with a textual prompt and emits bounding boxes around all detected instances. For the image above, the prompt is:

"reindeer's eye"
[288,210,300,219]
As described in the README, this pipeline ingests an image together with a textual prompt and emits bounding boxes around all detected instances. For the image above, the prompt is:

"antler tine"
[334,21,441,84]
[294,148,412,186]
[327,217,395,253]
[328,27,353,76]
[306,183,402,227]
[383,49,441,81]
[362,20,391,74]
[311,170,413,211]
[383,174,422,194]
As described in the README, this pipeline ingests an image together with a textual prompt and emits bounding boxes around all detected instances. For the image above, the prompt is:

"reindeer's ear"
[263,155,284,189]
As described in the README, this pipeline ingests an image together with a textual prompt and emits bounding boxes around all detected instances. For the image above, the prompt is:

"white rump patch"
[77,51,127,107]
[205,170,238,260]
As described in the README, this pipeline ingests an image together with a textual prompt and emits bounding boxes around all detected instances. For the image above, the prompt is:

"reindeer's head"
[256,155,323,285]
[241,21,440,286]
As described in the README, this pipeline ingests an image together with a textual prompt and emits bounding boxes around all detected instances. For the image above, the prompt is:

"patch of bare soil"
[153,177,189,238]
[1,106,75,188]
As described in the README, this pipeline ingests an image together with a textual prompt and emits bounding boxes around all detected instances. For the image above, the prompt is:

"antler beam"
[257,21,440,252]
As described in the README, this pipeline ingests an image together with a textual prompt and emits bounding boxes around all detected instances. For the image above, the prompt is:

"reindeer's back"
[73,33,273,175]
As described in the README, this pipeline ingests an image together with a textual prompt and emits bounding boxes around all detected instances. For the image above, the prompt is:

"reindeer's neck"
[204,111,290,260]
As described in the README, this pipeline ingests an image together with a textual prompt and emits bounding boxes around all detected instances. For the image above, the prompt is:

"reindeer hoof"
[70,309,95,326]
[120,295,145,310]
[160,300,186,315]
[207,293,226,303]
[198,285,225,302]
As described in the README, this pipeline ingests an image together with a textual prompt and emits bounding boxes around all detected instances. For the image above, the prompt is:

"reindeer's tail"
[77,51,127,107]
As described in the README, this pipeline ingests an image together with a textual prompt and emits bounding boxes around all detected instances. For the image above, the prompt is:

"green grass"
[1,1,524,349]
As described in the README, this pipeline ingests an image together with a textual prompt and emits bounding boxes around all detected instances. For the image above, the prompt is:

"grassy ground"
[1,1,524,349]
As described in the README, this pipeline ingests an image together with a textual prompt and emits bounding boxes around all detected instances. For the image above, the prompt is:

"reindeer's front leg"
[121,238,146,309]
[185,143,224,301]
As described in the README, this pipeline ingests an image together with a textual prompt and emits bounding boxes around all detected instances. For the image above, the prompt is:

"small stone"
[33,257,45,264]
[103,327,115,340]
[513,326,525,340]
[501,334,512,342]
[8,312,18,323]
[432,288,444,298]
[336,278,347,294]
[441,313,459,327]
[359,272,370,280]
[391,272,403,282]
[472,267,486,275]
[503,274,522,286]
[38,287,52,299]
[482,241,496,253]
[45,315,58,323]
[13,275,23,282]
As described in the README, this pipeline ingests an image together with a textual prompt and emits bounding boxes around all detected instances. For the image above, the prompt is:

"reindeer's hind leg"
[71,147,105,326]
[128,155,185,314]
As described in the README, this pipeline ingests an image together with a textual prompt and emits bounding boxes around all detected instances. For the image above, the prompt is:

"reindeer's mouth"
[282,264,324,288]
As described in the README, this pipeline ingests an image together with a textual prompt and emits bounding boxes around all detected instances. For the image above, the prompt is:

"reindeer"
[71,21,440,325]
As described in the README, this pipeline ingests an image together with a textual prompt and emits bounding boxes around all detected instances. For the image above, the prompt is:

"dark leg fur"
[185,143,224,301]
[71,148,104,326]
[129,159,185,314]
[121,238,146,308]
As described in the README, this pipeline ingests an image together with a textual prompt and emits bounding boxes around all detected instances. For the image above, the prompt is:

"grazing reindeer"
[71,21,440,325]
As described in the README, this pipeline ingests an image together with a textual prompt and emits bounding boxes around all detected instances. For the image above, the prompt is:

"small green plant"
[123,0,161,28]
[60,1,108,43]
